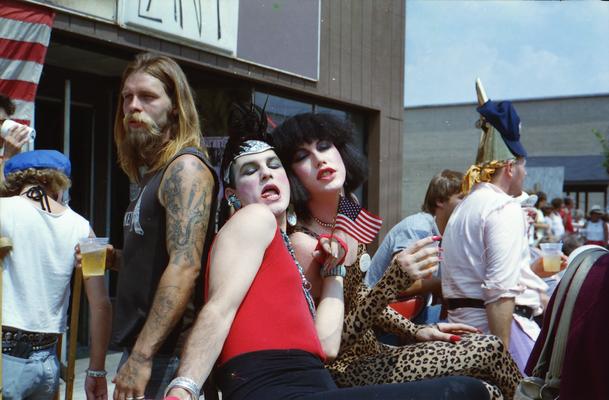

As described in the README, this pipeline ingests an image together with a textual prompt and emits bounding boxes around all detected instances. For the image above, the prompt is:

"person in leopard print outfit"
[272,112,523,400]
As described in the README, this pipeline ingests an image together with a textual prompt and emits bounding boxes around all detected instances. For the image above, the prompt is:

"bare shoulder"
[158,153,214,207]
[289,230,317,252]
[218,204,277,245]
[164,153,214,183]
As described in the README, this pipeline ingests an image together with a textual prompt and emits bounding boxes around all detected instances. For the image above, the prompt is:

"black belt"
[446,298,485,310]
[514,305,535,319]
[2,326,58,358]
[446,298,535,319]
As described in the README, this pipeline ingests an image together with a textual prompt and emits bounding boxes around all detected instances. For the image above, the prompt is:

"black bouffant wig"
[272,112,368,221]
[220,101,272,188]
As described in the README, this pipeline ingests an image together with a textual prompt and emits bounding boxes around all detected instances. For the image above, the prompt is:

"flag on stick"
[335,196,383,244]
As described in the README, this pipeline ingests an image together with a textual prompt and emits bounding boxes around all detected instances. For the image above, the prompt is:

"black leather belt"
[2,326,58,357]
[446,298,535,319]
[514,305,535,319]
[446,298,485,310]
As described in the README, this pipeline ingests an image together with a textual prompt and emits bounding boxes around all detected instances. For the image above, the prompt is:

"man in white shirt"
[442,97,547,373]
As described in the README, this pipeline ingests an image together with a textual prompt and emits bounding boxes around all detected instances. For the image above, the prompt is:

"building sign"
[25,0,318,80]
[118,0,238,55]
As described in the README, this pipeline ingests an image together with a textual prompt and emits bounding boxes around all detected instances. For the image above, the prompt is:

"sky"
[404,1,609,107]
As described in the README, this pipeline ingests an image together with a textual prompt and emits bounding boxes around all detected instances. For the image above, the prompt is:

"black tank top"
[112,147,218,354]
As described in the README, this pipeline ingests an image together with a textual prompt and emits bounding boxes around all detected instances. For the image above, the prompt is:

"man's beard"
[121,111,170,169]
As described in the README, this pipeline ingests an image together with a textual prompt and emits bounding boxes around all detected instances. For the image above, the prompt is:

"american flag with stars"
[335,196,383,244]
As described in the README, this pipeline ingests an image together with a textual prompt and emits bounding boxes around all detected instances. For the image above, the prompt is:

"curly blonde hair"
[1,168,71,197]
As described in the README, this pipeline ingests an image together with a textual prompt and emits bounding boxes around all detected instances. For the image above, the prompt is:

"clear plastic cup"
[79,237,109,277]
[540,242,563,273]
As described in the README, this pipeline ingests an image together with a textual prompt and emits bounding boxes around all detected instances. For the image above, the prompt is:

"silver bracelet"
[85,368,107,378]
[321,264,346,278]
[163,376,201,400]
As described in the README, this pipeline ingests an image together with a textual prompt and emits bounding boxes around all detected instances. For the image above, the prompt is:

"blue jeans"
[118,350,180,400]
[2,347,60,400]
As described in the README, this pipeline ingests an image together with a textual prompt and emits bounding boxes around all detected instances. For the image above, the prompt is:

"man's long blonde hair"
[114,53,205,183]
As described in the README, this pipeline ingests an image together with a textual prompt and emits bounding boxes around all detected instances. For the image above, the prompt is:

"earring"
[228,194,241,210]
[287,204,297,227]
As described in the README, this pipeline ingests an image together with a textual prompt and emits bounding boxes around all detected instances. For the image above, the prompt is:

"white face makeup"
[227,149,290,217]
[291,139,346,196]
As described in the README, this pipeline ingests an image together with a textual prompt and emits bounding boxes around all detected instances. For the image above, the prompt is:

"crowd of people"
[530,192,607,249]
[0,52,604,400]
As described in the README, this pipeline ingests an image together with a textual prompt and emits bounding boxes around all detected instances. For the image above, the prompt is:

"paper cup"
[0,119,36,141]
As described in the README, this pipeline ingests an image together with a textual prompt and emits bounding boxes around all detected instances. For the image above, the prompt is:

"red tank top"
[206,228,325,365]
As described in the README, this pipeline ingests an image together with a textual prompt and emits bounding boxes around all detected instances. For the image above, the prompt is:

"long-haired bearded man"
[109,53,218,400]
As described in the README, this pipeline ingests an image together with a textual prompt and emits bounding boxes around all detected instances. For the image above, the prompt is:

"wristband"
[321,264,346,278]
[85,368,107,378]
[164,376,201,400]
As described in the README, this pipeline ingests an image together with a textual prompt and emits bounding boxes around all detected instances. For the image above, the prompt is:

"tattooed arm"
[112,154,214,400]
[167,204,276,399]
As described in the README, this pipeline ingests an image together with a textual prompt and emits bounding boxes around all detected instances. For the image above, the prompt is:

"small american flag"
[335,196,383,244]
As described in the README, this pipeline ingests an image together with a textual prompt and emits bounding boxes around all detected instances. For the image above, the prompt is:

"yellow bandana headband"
[462,160,509,194]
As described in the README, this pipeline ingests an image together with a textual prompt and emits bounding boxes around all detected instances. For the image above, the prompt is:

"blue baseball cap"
[4,150,71,178]
[477,100,527,158]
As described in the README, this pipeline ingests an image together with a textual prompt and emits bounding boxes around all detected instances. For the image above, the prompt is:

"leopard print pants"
[327,245,522,400]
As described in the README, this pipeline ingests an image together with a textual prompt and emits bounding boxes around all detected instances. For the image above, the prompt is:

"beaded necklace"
[312,215,334,229]
[280,230,316,319]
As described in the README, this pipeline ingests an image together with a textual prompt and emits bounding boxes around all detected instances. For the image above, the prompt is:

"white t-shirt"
[583,220,605,242]
[548,212,565,240]
[442,183,547,337]
[1,196,90,333]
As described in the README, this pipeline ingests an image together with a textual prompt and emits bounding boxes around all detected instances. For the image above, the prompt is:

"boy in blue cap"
[1,150,112,399]
[441,84,548,374]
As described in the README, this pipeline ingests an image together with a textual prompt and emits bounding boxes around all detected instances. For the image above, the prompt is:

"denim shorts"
[2,347,60,400]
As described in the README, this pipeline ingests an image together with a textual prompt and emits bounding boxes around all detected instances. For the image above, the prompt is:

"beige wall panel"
[350,1,363,102]
[340,0,353,101]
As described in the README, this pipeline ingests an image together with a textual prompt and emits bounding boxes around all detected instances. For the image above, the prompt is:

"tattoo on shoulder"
[161,158,213,266]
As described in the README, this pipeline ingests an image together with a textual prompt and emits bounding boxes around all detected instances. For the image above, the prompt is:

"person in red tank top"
[164,103,490,400]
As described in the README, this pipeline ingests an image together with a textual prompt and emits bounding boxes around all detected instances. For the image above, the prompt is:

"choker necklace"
[280,230,317,319]
[312,215,334,229]
[21,186,50,211]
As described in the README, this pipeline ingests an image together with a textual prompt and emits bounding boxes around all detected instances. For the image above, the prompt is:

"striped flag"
[0,0,54,127]
[335,196,383,244]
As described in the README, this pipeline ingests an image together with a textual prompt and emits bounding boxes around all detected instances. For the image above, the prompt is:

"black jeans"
[216,349,490,400]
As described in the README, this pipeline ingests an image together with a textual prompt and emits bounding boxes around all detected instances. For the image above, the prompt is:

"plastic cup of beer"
[540,242,563,273]
[79,237,109,277]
